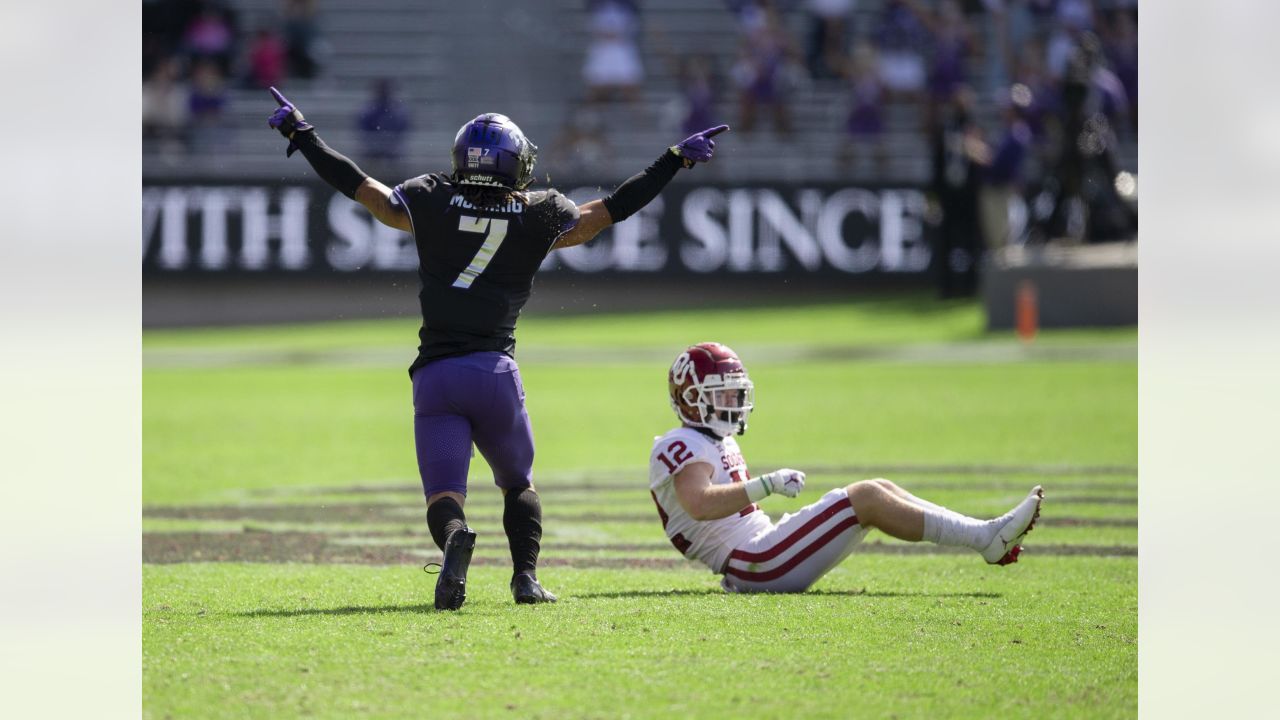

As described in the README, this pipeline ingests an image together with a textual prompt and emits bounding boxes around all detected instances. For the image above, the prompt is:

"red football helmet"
[668,342,755,437]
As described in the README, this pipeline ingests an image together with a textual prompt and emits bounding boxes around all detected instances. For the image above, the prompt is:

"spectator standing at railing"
[998,0,1035,75]
[804,0,853,81]
[1036,32,1135,244]
[678,55,720,138]
[929,84,990,298]
[873,0,931,103]
[143,56,190,154]
[582,0,644,105]
[181,1,237,76]
[1010,39,1058,148]
[882,0,976,131]
[979,84,1034,250]
[1047,22,1129,142]
[283,0,328,80]
[1045,0,1093,82]
[840,43,886,176]
[924,1,975,115]
[247,28,287,90]
[1087,54,1130,140]
[1102,8,1137,140]
[188,60,232,154]
[550,105,612,177]
[731,0,799,136]
[970,0,1011,90]
[358,79,411,163]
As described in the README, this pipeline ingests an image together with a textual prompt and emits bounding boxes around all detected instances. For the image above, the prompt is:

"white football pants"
[721,488,869,593]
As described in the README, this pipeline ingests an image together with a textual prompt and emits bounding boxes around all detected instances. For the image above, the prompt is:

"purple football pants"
[411,352,535,498]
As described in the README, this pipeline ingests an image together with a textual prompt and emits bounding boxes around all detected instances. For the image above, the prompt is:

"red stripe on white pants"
[728,495,853,564]
[725,515,861,583]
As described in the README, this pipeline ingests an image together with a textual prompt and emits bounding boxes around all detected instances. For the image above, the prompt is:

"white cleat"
[981,486,1044,566]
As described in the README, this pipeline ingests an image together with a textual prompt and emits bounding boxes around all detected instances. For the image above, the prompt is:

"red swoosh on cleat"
[997,545,1022,565]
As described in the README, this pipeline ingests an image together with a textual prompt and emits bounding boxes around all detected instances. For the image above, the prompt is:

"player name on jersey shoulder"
[448,193,525,214]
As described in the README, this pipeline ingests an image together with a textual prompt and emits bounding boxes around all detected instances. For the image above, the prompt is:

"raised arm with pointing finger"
[266,86,728,246]
[553,123,730,249]
[268,86,410,232]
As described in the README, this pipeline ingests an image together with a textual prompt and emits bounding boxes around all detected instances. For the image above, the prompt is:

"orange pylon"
[1016,280,1038,343]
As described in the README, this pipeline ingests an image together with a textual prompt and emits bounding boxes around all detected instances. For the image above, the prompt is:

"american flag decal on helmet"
[466,146,495,168]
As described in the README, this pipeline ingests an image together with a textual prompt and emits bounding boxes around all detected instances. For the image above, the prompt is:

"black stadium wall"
[142,178,1134,328]
[142,179,951,325]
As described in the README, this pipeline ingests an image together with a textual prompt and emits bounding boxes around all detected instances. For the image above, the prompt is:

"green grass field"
[143,296,1137,718]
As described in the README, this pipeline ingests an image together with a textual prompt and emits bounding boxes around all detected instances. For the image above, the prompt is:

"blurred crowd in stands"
[143,0,332,153]
[572,1,1135,142]
[568,0,1138,282]
[143,0,1137,264]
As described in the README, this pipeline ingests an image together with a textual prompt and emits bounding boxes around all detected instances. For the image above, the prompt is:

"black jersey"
[393,173,579,374]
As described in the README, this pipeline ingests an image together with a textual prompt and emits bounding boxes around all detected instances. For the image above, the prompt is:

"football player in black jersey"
[268,87,728,610]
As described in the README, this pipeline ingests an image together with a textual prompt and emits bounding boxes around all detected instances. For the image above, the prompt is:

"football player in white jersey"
[648,342,1044,593]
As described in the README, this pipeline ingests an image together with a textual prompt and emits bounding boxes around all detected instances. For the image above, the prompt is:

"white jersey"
[648,426,773,573]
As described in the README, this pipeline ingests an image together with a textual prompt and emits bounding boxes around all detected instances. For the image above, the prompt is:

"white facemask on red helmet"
[668,342,755,437]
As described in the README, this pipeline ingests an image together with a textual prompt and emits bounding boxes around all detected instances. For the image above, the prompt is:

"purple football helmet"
[450,113,538,190]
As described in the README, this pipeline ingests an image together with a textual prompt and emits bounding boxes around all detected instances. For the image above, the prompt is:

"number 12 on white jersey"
[452,215,509,289]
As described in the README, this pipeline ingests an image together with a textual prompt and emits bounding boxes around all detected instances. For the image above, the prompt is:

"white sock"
[921,508,997,550]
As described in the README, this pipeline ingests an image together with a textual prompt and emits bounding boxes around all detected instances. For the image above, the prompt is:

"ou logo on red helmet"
[670,352,695,385]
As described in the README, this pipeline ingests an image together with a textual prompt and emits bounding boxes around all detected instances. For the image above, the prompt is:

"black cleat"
[511,573,557,604]
[434,528,477,611]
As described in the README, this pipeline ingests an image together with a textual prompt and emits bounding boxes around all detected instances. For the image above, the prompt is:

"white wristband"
[744,476,770,502]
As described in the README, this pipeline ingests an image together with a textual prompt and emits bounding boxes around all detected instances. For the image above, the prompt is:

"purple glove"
[671,125,730,168]
[267,86,314,157]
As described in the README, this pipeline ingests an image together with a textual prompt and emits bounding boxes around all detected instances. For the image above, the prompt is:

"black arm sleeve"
[600,149,683,223]
[292,130,369,200]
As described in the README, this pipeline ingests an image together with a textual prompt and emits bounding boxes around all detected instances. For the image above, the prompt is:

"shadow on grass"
[239,603,435,618]
[572,588,725,600]
[573,589,1002,600]
[238,589,1003,616]
[837,590,1003,598]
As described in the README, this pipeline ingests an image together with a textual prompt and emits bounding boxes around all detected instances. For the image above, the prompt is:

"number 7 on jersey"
[452,215,509,289]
